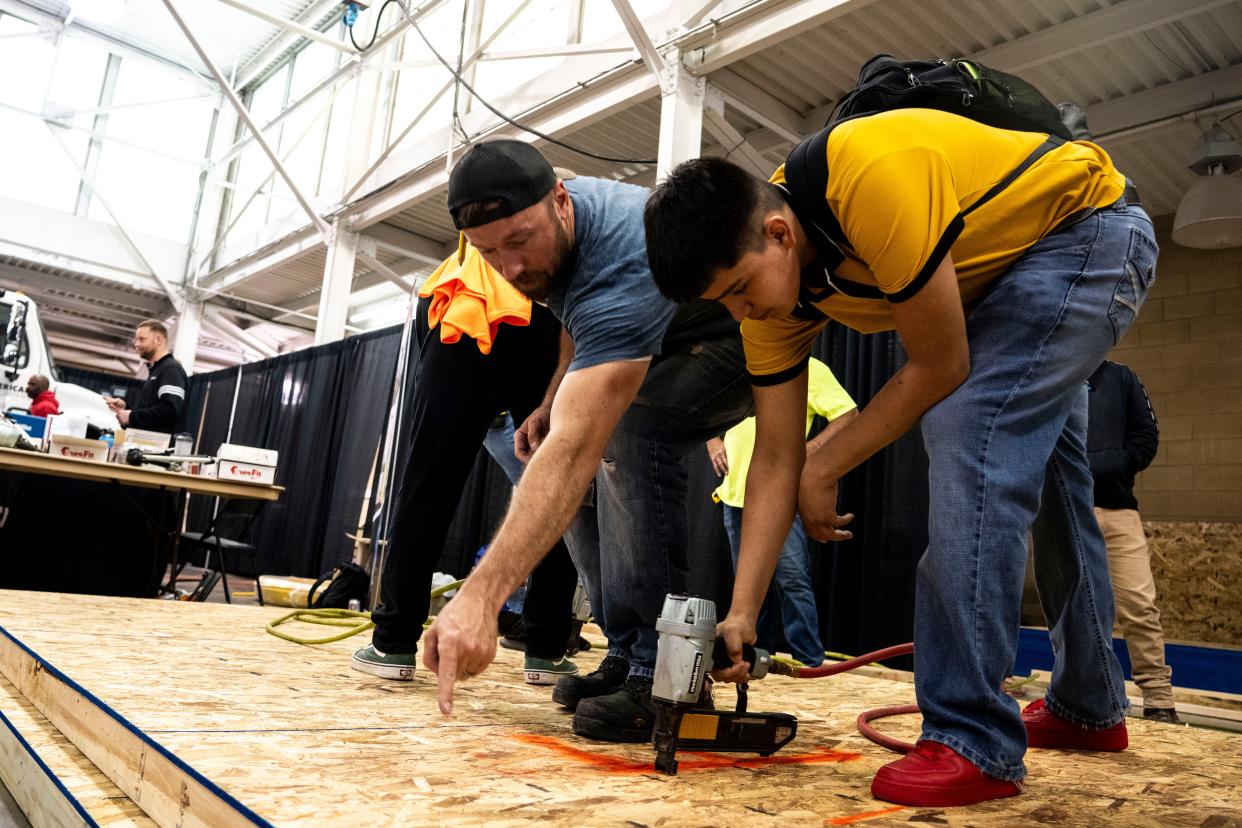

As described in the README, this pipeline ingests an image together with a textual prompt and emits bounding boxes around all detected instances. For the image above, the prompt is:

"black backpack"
[827,54,1072,138]
[781,54,1071,307]
[309,562,371,609]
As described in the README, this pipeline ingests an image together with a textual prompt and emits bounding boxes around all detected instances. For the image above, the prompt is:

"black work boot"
[572,675,656,743]
[1142,706,1182,724]
[552,654,629,710]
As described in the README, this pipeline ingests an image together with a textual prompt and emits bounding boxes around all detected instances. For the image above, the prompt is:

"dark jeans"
[371,297,579,659]
[566,331,754,677]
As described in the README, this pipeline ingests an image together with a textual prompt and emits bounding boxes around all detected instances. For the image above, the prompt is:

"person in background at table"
[105,320,188,434]
[25,375,59,417]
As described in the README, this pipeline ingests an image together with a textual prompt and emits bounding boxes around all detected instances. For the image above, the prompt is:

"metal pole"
[211,0,453,171]
[368,272,419,607]
[214,0,354,54]
[160,0,334,243]
[195,82,342,276]
[45,125,185,313]
[608,0,666,78]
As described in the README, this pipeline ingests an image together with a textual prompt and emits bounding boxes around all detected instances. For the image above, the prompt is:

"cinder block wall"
[1108,215,1242,522]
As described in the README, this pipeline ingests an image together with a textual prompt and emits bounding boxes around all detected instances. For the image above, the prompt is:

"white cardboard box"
[126,428,172,452]
[216,459,276,485]
[48,434,109,463]
[218,443,279,467]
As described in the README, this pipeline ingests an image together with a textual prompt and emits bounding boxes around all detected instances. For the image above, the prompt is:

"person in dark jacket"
[1087,360,1178,723]
[25,375,60,417]
[105,320,188,434]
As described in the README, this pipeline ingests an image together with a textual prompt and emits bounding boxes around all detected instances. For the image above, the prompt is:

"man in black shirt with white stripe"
[105,319,188,434]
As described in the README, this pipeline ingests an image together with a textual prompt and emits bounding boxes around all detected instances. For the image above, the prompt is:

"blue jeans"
[721,505,825,666]
[915,198,1157,781]
[564,334,753,678]
[482,414,526,485]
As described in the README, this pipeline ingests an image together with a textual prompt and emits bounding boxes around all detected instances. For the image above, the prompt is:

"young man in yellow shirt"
[643,108,1156,807]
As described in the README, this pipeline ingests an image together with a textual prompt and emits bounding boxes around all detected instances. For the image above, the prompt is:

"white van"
[1,289,120,432]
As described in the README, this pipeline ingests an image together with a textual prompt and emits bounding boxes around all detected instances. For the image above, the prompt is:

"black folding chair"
[179,497,265,604]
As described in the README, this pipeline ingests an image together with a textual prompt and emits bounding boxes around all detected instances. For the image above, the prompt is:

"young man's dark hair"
[644,157,782,303]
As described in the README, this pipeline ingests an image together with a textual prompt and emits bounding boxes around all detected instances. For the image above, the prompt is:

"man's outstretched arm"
[423,357,648,713]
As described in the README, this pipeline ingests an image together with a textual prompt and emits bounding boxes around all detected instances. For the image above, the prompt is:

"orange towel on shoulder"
[418,236,532,354]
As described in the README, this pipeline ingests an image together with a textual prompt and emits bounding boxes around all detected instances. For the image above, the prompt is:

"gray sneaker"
[352,644,417,680]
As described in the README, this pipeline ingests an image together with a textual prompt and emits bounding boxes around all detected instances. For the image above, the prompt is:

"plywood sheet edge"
[0,706,94,828]
[0,625,272,828]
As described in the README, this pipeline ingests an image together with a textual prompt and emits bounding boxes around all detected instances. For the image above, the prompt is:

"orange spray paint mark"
[511,733,861,774]
[826,806,908,825]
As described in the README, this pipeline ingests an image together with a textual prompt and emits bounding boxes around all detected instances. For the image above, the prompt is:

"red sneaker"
[871,740,1022,807]
[1022,699,1128,751]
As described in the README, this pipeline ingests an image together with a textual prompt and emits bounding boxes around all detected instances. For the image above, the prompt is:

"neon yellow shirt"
[714,357,856,507]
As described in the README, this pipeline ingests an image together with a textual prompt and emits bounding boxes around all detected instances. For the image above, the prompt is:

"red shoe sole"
[871,776,1022,807]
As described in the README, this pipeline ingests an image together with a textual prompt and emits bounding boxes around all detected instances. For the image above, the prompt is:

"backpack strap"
[782,126,1067,306]
[962,135,1065,217]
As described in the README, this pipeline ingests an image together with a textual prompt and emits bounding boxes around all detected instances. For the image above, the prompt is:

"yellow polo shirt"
[743,108,1126,384]
[714,357,856,508]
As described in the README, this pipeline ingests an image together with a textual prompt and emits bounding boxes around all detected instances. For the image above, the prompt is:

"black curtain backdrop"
[57,365,145,401]
[811,324,926,666]
[366,325,737,601]
[183,326,403,579]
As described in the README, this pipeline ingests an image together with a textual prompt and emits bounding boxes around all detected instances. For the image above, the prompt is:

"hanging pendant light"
[1172,122,1242,250]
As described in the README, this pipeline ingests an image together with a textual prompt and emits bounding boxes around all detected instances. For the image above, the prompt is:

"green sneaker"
[352,644,417,681]
[525,655,579,686]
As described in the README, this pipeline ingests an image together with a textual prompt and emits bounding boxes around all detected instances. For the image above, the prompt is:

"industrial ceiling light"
[68,0,127,25]
[1172,122,1242,249]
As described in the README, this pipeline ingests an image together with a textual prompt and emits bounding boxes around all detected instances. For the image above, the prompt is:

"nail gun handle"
[712,638,758,674]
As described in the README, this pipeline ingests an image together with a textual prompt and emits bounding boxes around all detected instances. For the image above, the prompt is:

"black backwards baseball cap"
[447,140,557,230]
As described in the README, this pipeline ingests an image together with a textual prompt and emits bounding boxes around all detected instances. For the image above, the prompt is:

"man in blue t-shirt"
[422,141,751,742]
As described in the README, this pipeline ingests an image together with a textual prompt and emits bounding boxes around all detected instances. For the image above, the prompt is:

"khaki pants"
[1095,507,1174,708]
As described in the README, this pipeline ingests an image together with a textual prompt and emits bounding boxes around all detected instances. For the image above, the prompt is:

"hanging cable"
[385,0,658,166]
[346,0,404,53]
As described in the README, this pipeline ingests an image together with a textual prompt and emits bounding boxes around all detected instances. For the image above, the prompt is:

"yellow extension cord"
[265,579,465,645]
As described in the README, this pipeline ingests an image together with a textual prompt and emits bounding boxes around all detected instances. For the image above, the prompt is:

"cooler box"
[216,443,278,485]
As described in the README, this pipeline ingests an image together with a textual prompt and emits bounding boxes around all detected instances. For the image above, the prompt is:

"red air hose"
[772,642,920,754]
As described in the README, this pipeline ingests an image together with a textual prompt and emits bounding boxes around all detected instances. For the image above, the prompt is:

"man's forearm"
[807,408,858,456]
[810,361,961,480]
[732,450,802,620]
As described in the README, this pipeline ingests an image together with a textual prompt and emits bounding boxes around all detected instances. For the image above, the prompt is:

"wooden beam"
[0,627,273,827]
[0,707,95,826]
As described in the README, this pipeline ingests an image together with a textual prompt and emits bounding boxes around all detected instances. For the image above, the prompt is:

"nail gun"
[651,594,797,775]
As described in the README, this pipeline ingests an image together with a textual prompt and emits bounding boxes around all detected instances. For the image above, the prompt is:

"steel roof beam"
[707,70,805,143]
[971,0,1235,73]
[233,0,345,91]
[1087,63,1242,142]
[363,223,453,265]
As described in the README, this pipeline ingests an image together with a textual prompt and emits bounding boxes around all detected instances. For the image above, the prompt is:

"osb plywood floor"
[1147,521,1242,646]
[1,591,1241,828]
